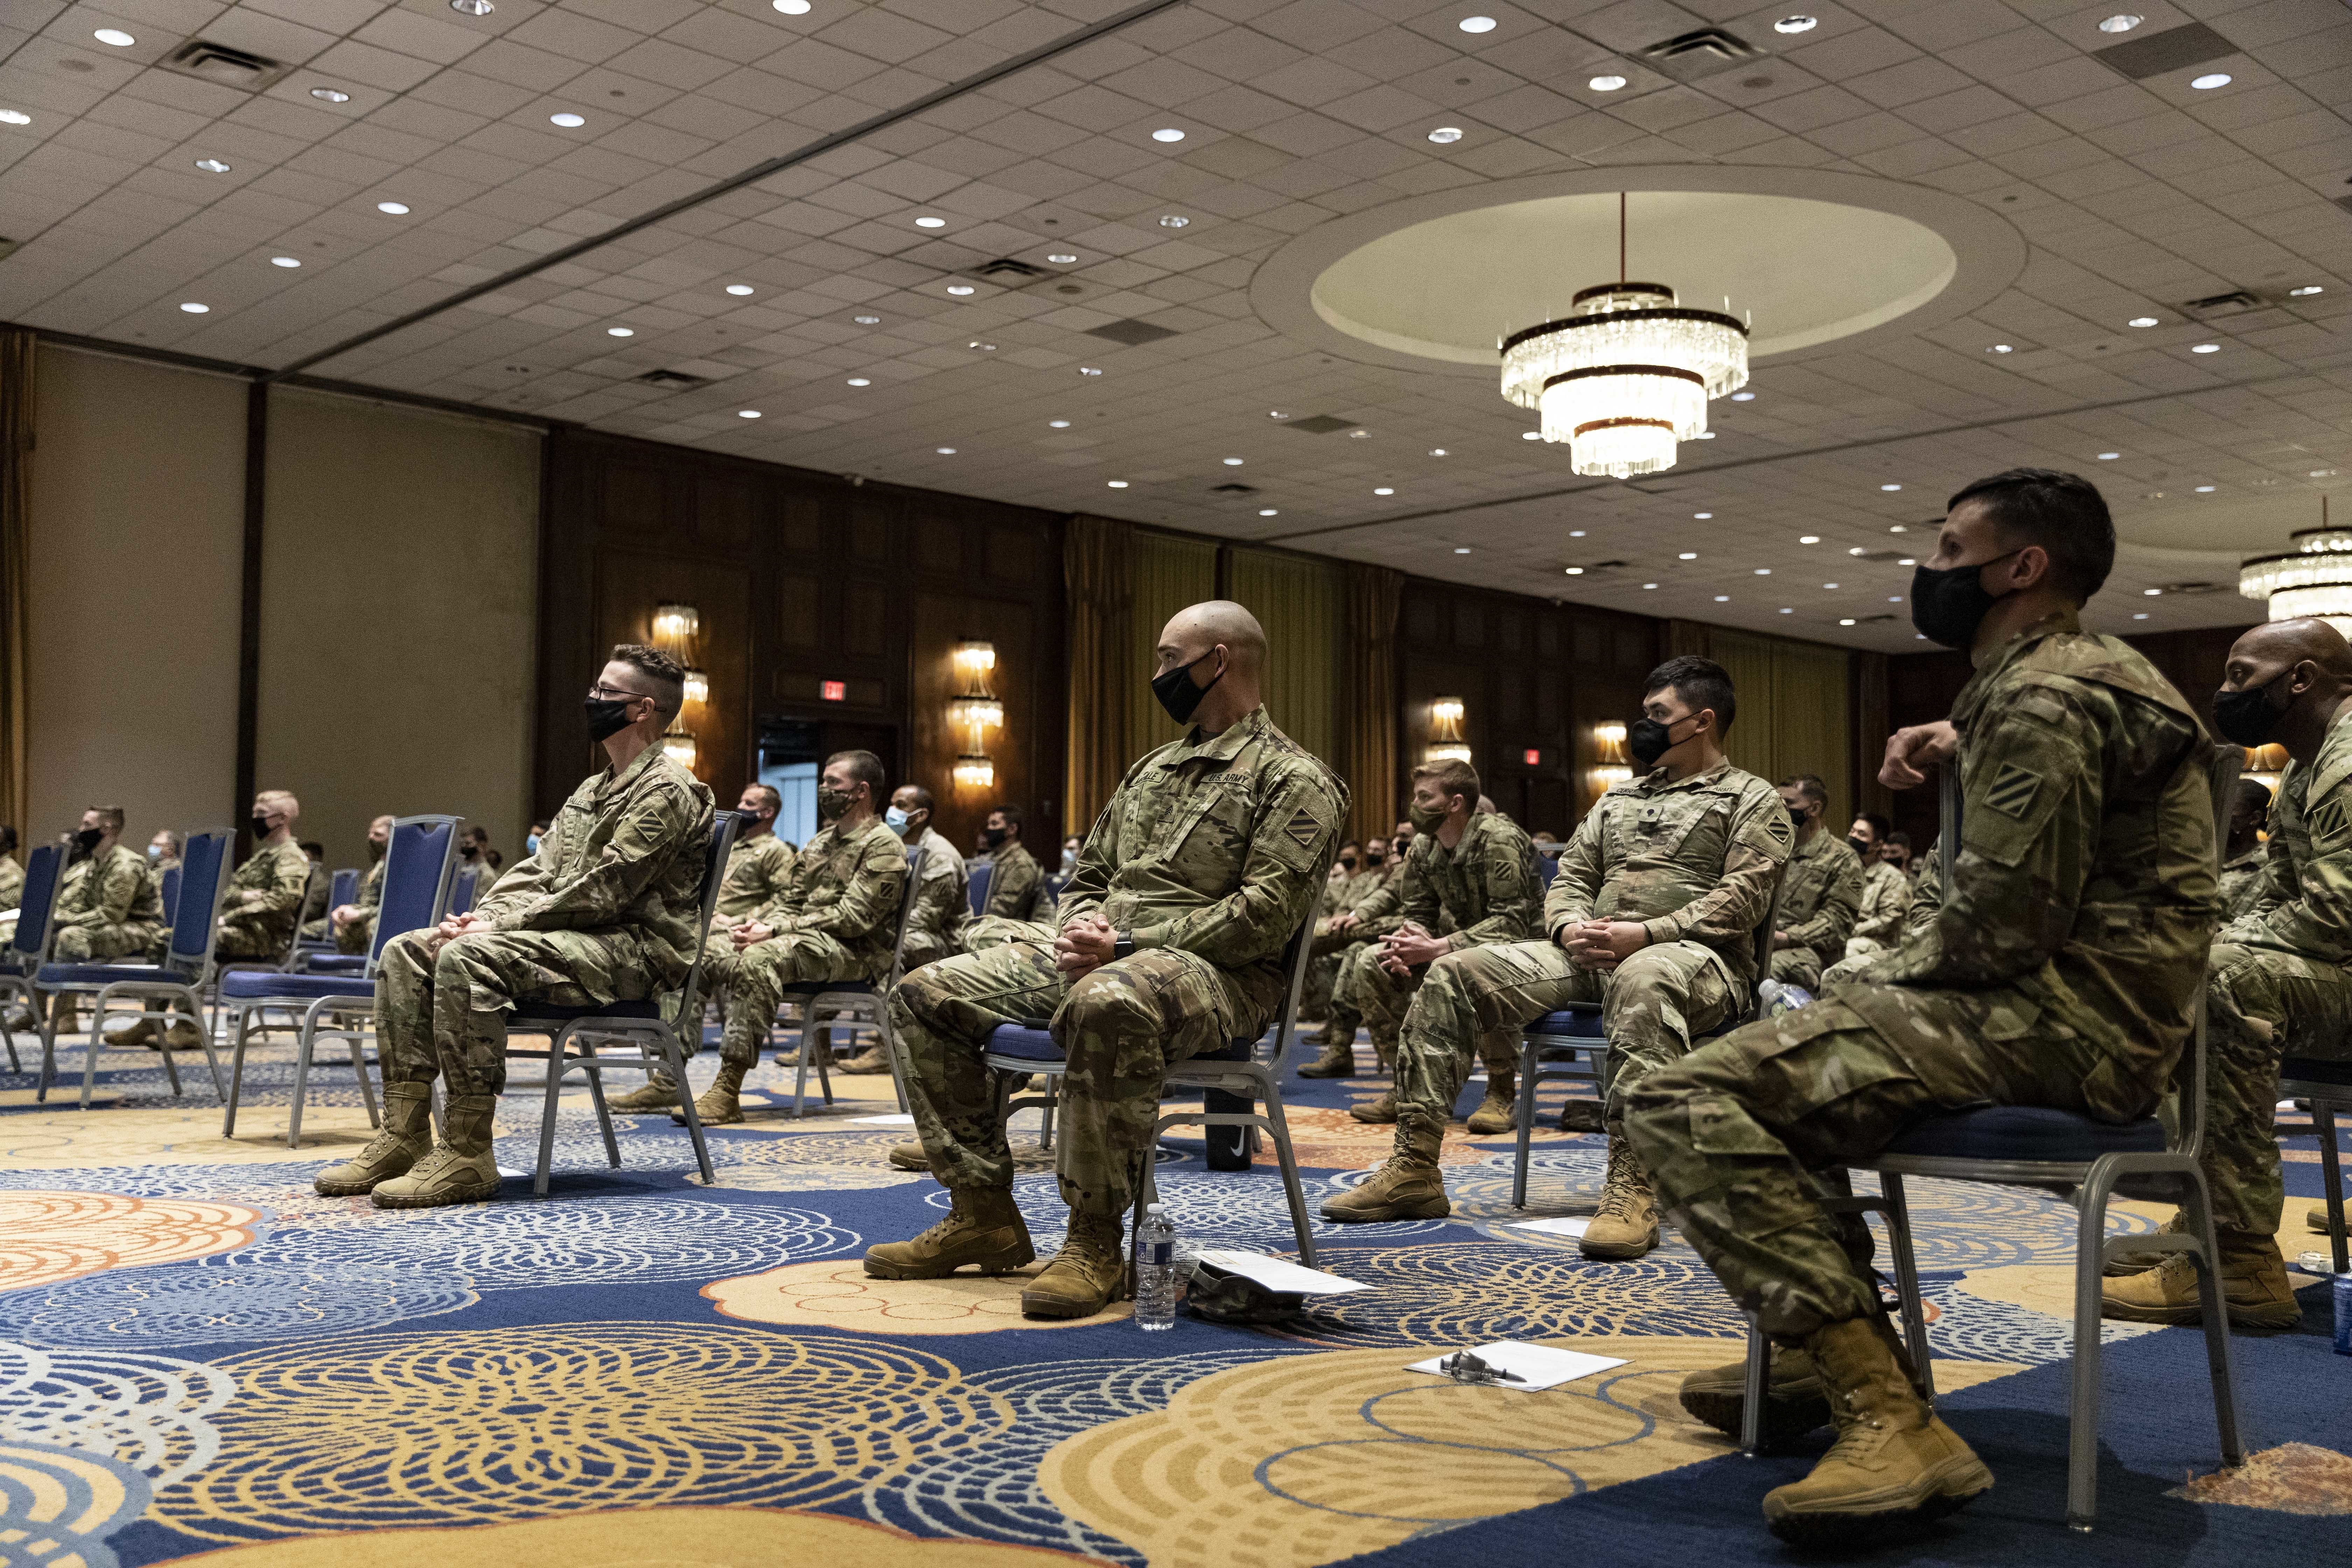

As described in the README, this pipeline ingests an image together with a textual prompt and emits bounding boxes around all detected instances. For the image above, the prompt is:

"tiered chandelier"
[1499,194,1749,479]
[2239,496,2351,636]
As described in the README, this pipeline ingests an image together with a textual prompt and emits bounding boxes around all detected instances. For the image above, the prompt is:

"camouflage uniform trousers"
[714,930,867,1070]
[1624,983,2121,1340]
[1395,937,1736,1132]
[216,912,290,962]
[1768,945,1827,991]
[2201,942,2352,1237]
[52,922,164,963]
[898,928,962,976]
[377,927,655,1097]
[893,933,1255,1217]
[966,916,1052,952]
[1358,948,1522,1107]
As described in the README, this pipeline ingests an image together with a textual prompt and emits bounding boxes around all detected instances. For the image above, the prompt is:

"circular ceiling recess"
[1252,167,2026,376]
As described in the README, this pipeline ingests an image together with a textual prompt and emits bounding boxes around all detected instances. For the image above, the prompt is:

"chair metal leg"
[1257,1071,1317,1269]
[223,1006,253,1138]
[535,1029,569,1198]
[814,1026,833,1106]
[1879,1172,1935,1400]
[2176,1164,2246,1470]
[289,1010,321,1148]
[190,996,225,1099]
[1040,1074,1056,1151]
[1512,1036,1538,1209]
[2320,1102,2348,1277]
[1739,1311,1769,1457]
[582,1044,620,1168]
[667,1030,715,1184]
[2067,1160,2116,1532]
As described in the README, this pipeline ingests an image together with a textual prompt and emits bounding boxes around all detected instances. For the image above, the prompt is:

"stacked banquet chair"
[218,816,461,1148]
[771,844,928,1118]
[0,843,66,1073]
[34,830,233,1109]
[498,810,740,1196]
[1728,749,2247,1531]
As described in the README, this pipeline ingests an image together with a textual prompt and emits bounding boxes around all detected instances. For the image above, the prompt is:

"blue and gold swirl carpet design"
[3,1021,2349,1568]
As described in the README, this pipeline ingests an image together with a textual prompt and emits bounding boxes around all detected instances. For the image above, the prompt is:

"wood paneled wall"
[537,429,1067,856]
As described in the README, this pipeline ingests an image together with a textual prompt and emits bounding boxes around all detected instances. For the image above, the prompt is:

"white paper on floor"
[1195,1248,1370,1295]
[1406,1340,1628,1391]
[1510,1216,1592,1238]
[854,1113,918,1126]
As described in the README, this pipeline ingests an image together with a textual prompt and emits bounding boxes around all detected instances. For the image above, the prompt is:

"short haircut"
[87,805,125,833]
[461,824,489,843]
[1339,839,1361,853]
[1945,467,2114,602]
[301,840,325,860]
[257,789,299,822]
[0,825,16,853]
[608,642,687,721]
[154,830,181,854]
[1645,655,1736,736]
[1857,812,1892,840]
[827,749,885,801]
[1778,774,1828,810]
[1412,758,1481,804]
[743,784,781,814]
[2237,778,2273,814]
[1885,831,1912,850]
[989,804,1023,832]
[898,784,934,815]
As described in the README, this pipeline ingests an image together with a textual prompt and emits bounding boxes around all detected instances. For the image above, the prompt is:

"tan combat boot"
[1580,1133,1661,1260]
[2312,1203,2343,1234]
[888,1142,932,1172]
[836,1046,891,1074]
[370,1093,502,1209]
[2100,1232,2303,1329]
[1320,1118,1450,1222]
[160,1017,204,1052]
[1021,1212,1128,1317]
[1679,1344,1831,1445]
[864,1186,1033,1279]
[1762,1316,1992,1544]
[313,1082,435,1197]
[673,1062,746,1127]
[2100,1211,2182,1276]
[1465,1066,1517,1135]
[103,1016,158,1050]
[1297,1039,1357,1078]
[607,1074,683,1113]
[1349,1089,1398,1124]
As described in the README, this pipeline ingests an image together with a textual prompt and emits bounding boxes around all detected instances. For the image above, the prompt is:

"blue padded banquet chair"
[774,845,927,1118]
[967,860,993,918]
[0,843,66,1073]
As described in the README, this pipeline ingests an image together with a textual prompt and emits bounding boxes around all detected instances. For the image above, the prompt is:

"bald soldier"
[1768,774,1865,991]
[1325,656,1790,1265]
[2103,617,2352,1328]
[865,601,1344,1320]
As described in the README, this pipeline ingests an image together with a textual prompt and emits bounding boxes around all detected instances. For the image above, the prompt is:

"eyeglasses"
[586,684,650,703]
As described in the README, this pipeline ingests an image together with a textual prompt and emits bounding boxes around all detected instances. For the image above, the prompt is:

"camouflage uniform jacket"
[754,816,910,978]
[982,840,1046,922]
[907,825,971,951]
[1852,858,1912,943]
[0,854,20,911]
[2215,848,2266,926]
[1869,610,2216,1113]
[714,831,796,924]
[53,843,162,933]
[475,746,717,994]
[1350,810,1540,952]
[228,839,315,944]
[354,856,385,912]
[1545,758,1792,987]
[2221,705,2352,964]
[1062,704,1346,1016]
[1777,830,1866,958]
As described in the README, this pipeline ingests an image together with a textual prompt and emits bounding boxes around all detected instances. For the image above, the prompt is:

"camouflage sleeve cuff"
[1128,922,1169,950]
[1640,915,1681,947]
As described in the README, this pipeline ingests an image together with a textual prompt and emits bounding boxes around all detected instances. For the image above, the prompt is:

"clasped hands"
[421,910,488,957]
[1377,921,1448,977]
[1559,918,1648,972]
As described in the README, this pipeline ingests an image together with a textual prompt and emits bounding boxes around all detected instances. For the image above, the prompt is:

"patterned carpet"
[2,1016,2347,1568]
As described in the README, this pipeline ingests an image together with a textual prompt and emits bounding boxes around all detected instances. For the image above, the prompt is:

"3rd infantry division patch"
[2306,793,2348,848]
[1986,761,2040,818]
[1285,808,1321,849]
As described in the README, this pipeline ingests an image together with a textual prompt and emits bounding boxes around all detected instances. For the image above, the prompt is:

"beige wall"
[27,345,245,850]
[256,386,540,870]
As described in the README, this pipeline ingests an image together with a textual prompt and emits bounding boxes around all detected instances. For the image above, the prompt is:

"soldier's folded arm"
[1447,831,1542,951]
[247,870,308,920]
[478,828,557,919]
[1640,793,1789,949]
[1351,862,1406,928]
[2224,809,2352,961]
[1129,771,1340,967]
[482,782,697,933]
[784,838,908,941]
[1056,796,1123,928]
[1545,812,1605,940]
[1787,855,1863,952]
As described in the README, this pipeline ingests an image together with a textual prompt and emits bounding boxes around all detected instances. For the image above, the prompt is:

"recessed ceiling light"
[2128,316,2158,327]
[451,0,494,15]
[309,88,350,103]
[936,447,956,455]
[1693,511,1712,519]
[1158,214,1189,228]
[178,302,208,313]
[2144,588,2163,596]
[946,284,975,295]
[2190,72,2231,90]
[1839,617,1856,626]
[1774,15,1818,33]
[2194,485,2216,492]
[0,110,28,125]
[1079,366,1102,376]
[1564,566,1585,575]
[968,341,995,351]
[1880,483,1902,491]
[2312,469,2340,478]
[1888,596,1904,603]
[1589,74,1628,91]
[1755,568,1772,575]
[1455,547,1471,554]
[607,327,634,336]
[2289,285,2324,297]
[1107,480,1128,488]
[1223,457,1244,466]
[2098,451,2120,460]
[725,284,754,296]
[1823,582,1839,589]
[194,158,231,173]
[2192,342,2220,353]
[550,112,585,127]
[1730,391,1755,401]
[1897,557,1916,566]
[1694,431,1715,439]
[775,0,813,13]
[1715,595,1731,603]
[846,377,870,386]
[270,255,301,268]
[1521,430,1541,440]
[1779,607,1793,614]
[1428,127,1463,144]
[1269,411,1286,419]
[737,410,761,419]
[1047,253,1078,264]
[2133,611,2150,619]
[1459,16,1498,33]
[1889,524,1907,531]
[1848,547,1867,556]
[1799,534,1819,544]
[1049,419,1070,428]
[913,215,946,228]
[1374,487,1395,495]
[1260,508,1278,516]
[1989,344,2012,353]
[93,29,135,47]
[1643,582,1658,590]
[853,314,879,324]
[1151,127,1185,142]
[1568,530,1585,537]
[1430,448,1448,457]
[1678,551,1698,560]
[377,201,410,214]
[2099,14,2143,33]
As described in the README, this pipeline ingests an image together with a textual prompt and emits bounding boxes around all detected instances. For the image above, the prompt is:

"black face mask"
[982,826,1009,850]
[1151,649,1224,724]
[1847,836,1872,859]
[1909,550,2020,649]
[250,814,273,838]
[584,694,637,742]
[1628,713,1694,769]
[2213,670,2294,748]
[1339,854,1358,870]
[72,827,103,860]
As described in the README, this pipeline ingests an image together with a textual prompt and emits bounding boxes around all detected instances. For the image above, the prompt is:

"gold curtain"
[1063,514,1133,832]
[1710,628,1854,831]
[1342,562,1400,844]
[1121,530,1218,767]
[1230,546,1343,764]
[0,332,31,839]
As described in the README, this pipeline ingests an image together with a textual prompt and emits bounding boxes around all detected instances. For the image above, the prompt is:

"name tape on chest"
[1985,761,2041,819]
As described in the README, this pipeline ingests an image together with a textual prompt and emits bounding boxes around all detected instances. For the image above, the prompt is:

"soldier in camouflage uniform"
[2213,777,2271,924]
[1628,470,2216,1544]
[0,826,21,912]
[2104,619,2347,1327]
[1328,657,1787,1265]
[665,754,908,1125]
[821,783,966,1077]
[609,783,798,1113]
[1768,775,1865,990]
[979,806,1047,923]
[314,646,715,1209]
[51,807,164,962]
[304,815,392,952]
[1302,837,1407,1074]
[1841,813,1912,960]
[865,602,1344,1320]
[1329,764,1540,1132]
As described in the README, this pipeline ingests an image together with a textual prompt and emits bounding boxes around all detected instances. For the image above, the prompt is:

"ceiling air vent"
[2182,289,2263,316]
[970,258,1049,280]
[1209,482,1259,496]
[1637,26,1759,81]
[1281,414,1357,435]
[2156,580,2229,596]
[1083,318,1178,346]
[161,39,293,92]
[1847,613,1898,625]
[2093,21,2235,80]
[632,369,707,389]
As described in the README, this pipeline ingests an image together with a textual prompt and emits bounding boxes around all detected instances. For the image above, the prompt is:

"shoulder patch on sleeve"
[2306,792,2350,849]
[1763,813,1793,851]
[1284,806,1321,850]
[1986,761,2041,819]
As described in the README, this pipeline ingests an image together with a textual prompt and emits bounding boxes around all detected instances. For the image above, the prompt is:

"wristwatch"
[1111,933,1134,961]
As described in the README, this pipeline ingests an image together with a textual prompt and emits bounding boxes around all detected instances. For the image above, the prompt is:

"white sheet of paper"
[854,1113,918,1126]
[1195,1249,1370,1295]
[2278,1099,2302,1114]
[1510,1216,1592,1238]
[1406,1340,1628,1391]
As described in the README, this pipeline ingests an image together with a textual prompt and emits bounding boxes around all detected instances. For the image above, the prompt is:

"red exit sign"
[821,680,846,702]
[1523,748,1542,766]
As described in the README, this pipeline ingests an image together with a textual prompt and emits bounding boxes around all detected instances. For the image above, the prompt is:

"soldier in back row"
[1299,832,1407,1076]
[978,805,1047,923]
[1840,811,1912,960]
[1768,774,1864,991]
[2212,776,2271,922]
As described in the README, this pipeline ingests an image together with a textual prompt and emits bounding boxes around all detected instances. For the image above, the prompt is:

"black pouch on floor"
[1204,1086,1252,1170]
[1182,1258,1306,1325]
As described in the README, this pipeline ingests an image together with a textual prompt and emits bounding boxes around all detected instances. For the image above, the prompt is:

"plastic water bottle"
[1135,1204,1177,1330]
[1757,979,1814,1016]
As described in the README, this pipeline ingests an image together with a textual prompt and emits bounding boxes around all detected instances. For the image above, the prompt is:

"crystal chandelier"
[2240,496,2352,636]
[1499,194,1748,479]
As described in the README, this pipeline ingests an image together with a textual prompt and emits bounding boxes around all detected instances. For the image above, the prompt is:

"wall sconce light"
[651,603,700,648]
[661,729,698,768]
[681,667,709,708]
[648,604,705,771]
[1589,719,1631,790]
[1425,696,1471,764]
[950,639,1001,788]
